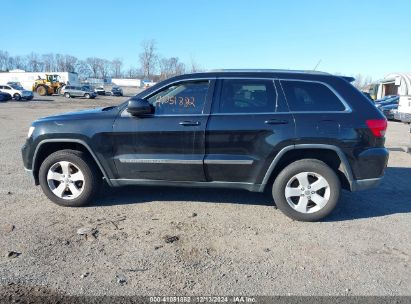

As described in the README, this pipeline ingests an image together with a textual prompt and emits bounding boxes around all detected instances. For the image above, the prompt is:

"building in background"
[0,70,78,90]
[377,73,411,99]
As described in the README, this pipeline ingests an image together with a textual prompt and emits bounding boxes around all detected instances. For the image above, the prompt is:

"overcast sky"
[2,0,411,80]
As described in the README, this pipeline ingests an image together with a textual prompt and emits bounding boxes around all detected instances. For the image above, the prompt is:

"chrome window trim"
[141,77,216,99]
[278,78,352,113]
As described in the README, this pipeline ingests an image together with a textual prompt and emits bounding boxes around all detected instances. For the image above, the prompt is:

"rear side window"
[219,79,277,113]
[281,80,346,111]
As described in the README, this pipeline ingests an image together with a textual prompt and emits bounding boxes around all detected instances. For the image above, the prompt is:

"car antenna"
[313,59,322,71]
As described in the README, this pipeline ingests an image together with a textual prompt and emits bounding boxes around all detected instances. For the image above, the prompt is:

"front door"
[205,78,295,185]
[112,79,215,181]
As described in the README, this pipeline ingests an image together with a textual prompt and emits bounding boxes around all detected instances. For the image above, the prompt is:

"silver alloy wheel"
[47,161,85,200]
[284,171,330,214]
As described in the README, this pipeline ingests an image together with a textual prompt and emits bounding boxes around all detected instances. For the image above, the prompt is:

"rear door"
[112,79,215,181]
[279,79,351,145]
[205,78,295,185]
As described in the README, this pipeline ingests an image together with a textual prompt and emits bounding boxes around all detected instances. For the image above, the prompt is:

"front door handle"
[265,119,289,125]
[179,121,200,126]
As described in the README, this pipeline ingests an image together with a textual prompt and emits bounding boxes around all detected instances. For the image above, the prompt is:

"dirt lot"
[0,94,410,297]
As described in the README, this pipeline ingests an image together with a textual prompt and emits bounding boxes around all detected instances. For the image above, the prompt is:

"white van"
[395,95,411,123]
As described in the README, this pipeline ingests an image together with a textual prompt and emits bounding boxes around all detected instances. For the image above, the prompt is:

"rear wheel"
[13,93,21,101]
[38,150,101,207]
[272,159,341,221]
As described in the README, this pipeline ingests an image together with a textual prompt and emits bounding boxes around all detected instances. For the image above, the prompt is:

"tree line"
[0,40,200,81]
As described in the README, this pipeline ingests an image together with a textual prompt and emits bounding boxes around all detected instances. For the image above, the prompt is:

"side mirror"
[126,97,153,116]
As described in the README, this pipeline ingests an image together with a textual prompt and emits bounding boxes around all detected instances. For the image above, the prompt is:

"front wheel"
[272,159,341,222]
[38,150,101,207]
[14,94,21,101]
[64,92,70,98]
[84,93,90,99]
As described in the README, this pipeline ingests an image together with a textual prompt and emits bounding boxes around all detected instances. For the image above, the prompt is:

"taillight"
[366,119,387,137]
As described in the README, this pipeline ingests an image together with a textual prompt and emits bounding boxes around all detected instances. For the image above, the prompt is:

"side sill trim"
[32,139,112,187]
[109,179,262,192]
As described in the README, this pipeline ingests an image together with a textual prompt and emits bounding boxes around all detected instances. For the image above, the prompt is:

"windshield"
[10,84,24,90]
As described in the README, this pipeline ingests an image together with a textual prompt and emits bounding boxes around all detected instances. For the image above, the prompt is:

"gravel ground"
[0,95,410,298]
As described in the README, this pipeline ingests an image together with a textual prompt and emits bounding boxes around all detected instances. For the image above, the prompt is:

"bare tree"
[75,60,92,79]
[352,74,373,91]
[159,57,185,80]
[112,58,123,78]
[42,53,55,72]
[86,57,101,78]
[64,55,78,73]
[139,39,158,78]
[26,52,42,72]
[10,56,26,70]
[0,50,9,71]
[97,58,112,79]
[189,57,202,73]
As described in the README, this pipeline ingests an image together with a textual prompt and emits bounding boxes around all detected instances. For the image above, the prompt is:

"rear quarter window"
[281,80,346,112]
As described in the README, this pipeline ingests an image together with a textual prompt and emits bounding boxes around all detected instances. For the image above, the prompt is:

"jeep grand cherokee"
[22,70,389,221]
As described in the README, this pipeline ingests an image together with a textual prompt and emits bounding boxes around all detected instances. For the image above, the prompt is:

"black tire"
[14,93,21,101]
[64,92,70,98]
[38,149,101,207]
[84,93,90,99]
[272,159,341,222]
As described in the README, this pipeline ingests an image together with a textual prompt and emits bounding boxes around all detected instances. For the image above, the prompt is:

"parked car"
[0,84,33,101]
[0,91,12,102]
[63,86,97,99]
[95,87,106,95]
[375,96,399,108]
[22,70,389,222]
[374,95,397,103]
[111,86,123,96]
[380,103,398,120]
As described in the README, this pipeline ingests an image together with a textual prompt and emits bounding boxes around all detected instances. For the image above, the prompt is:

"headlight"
[27,126,35,138]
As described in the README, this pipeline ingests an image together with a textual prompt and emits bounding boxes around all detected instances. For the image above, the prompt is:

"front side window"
[281,80,346,112]
[219,79,277,113]
[147,81,209,115]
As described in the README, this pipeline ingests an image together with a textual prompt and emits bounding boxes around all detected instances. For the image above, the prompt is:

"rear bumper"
[350,177,383,191]
[351,148,389,180]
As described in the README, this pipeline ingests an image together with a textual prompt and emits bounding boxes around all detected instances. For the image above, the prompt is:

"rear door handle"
[264,119,289,125]
[179,121,200,126]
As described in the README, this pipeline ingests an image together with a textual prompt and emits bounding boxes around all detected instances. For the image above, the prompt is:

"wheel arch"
[260,144,354,192]
[32,139,111,186]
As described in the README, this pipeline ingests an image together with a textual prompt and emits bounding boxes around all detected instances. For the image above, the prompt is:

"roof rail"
[207,69,331,75]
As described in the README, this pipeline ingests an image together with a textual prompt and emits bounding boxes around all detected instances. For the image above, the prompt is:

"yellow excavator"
[32,74,66,96]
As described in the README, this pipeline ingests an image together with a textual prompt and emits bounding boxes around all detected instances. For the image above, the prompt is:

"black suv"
[22,70,389,221]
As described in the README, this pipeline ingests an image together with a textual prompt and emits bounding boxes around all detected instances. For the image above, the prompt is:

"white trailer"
[377,73,411,123]
[0,71,79,91]
[396,95,411,123]
[112,78,142,87]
